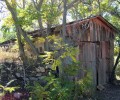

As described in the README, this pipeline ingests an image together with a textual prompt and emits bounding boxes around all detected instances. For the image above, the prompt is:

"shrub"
[27,82,48,100]
[27,39,94,100]
[27,67,94,100]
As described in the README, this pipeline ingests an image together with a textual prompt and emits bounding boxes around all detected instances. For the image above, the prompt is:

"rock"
[36,68,41,72]
[30,77,38,81]
[46,65,51,69]
[36,67,45,72]
[40,67,45,72]
[97,84,105,91]
[25,78,29,81]
[16,73,21,77]
[36,73,42,77]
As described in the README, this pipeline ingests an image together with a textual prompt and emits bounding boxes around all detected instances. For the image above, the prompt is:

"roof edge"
[95,15,119,33]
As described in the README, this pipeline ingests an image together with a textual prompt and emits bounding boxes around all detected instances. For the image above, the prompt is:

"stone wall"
[0,62,52,86]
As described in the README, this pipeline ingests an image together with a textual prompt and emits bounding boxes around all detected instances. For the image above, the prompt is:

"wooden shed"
[27,15,117,86]
[0,15,117,86]
[64,15,117,86]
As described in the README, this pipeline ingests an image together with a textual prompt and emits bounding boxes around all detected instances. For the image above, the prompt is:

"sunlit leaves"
[1,24,16,40]
[2,15,14,27]
[41,1,61,25]
[17,5,38,29]
[69,2,92,20]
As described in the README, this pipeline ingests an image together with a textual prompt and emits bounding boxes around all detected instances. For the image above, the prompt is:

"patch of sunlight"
[116,75,120,80]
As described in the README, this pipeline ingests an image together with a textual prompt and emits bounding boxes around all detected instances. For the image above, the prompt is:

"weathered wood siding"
[78,42,97,85]
[65,17,115,86]
[88,19,114,86]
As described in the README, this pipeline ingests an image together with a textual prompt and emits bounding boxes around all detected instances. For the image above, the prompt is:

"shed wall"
[78,19,115,86]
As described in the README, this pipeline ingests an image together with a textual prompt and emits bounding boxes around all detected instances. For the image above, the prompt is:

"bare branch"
[57,1,63,11]
[31,0,37,9]
[31,0,43,11]
[37,0,43,10]
[117,0,120,4]
[67,0,81,9]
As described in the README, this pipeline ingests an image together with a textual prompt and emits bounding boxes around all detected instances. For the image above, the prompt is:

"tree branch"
[67,0,81,9]
[117,0,120,4]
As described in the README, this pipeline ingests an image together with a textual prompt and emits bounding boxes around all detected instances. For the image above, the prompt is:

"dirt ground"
[95,84,120,100]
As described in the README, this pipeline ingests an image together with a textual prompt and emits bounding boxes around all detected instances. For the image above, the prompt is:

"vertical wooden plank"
[109,40,114,73]
[98,59,101,85]
[89,20,93,41]
[103,59,107,84]
[98,59,104,85]
[92,43,97,86]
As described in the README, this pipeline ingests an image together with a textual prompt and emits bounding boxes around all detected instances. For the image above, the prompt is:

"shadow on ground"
[95,84,120,100]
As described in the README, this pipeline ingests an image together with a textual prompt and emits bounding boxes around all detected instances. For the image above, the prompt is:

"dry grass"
[0,48,19,63]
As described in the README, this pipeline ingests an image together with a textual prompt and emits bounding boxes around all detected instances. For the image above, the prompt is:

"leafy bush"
[0,84,19,97]
[77,72,94,98]
[27,82,48,100]
[27,39,94,100]
[27,67,93,100]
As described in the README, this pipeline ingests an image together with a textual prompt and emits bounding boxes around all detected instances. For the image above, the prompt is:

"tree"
[62,0,67,40]
[62,0,81,38]
[4,0,39,65]
[31,0,43,29]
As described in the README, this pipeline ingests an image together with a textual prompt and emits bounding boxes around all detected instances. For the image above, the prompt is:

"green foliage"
[0,84,19,94]
[47,37,78,71]
[33,37,45,43]
[28,69,93,100]
[116,63,120,77]
[41,1,61,24]
[77,72,94,97]
[40,51,54,65]
[1,25,16,41]
[17,4,38,30]
[0,38,5,43]
[114,46,119,56]
[104,14,120,29]
[63,61,80,76]
[45,75,73,100]
[1,14,16,41]
[28,41,93,99]
[114,36,120,56]
[4,87,18,93]
[2,15,14,27]
[25,38,94,100]
[27,82,48,100]
[47,35,58,42]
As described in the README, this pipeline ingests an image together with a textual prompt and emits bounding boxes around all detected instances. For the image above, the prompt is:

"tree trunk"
[32,0,43,29]
[22,0,25,9]
[59,0,67,80]
[97,0,101,14]
[5,0,39,56]
[45,22,51,51]
[4,0,27,64]
[62,0,67,41]
[111,51,120,83]
[16,27,27,65]
[18,26,39,55]
[38,16,43,29]
[110,42,120,83]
